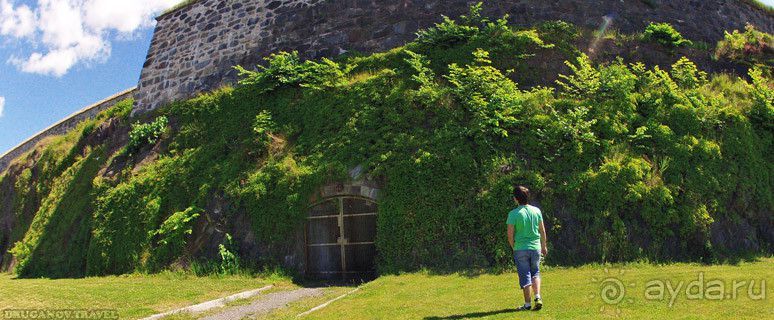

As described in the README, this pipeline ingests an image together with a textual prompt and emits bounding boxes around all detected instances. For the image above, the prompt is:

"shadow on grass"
[423,308,517,319]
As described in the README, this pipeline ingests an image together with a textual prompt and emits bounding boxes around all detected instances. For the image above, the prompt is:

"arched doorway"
[305,196,377,280]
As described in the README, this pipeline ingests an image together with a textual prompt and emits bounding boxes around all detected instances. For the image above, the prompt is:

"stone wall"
[0,88,137,174]
[134,0,773,113]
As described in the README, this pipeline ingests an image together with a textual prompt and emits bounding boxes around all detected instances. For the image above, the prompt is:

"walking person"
[506,185,547,311]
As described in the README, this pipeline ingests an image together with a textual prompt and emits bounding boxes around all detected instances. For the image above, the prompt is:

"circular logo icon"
[600,277,626,305]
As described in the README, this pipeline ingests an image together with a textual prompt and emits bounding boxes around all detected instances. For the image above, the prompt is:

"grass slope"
[305,258,773,319]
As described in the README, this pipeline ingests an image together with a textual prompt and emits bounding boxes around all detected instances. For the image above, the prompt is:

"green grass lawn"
[2,258,771,319]
[0,272,273,319]
[303,258,774,320]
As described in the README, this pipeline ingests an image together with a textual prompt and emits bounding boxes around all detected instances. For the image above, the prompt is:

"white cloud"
[84,0,175,34]
[0,0,179,77]
[0,96,5,118]
[0,0,34,37]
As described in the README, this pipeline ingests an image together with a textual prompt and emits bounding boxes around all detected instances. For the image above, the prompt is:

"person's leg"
[515,250,534,310]
[522,284,532,303]
[532,276,541,297]
[530,250,543,310]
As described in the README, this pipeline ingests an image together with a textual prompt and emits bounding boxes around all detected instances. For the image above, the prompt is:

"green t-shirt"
[506,205,543,251]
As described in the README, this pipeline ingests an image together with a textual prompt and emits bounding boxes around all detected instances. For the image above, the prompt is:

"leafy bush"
[414,2,506,48]
[148,206,201,269]
[219,233,240,275]
[128,116,168,153]
[252,110,276,147]
[643,22,692,47]
[670,57,707,89]
[747,67,774,131]
[234,51,348,94]
[715,23,773,65]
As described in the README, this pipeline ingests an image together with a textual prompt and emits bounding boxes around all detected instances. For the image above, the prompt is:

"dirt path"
[200,288,325,320]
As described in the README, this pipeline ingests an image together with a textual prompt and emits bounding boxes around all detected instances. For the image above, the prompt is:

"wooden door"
[306,197,377,279]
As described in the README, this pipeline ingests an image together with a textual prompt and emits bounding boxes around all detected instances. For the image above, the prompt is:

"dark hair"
[513,185,530,204]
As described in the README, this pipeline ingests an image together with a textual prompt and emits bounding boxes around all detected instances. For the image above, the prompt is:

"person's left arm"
[539,220,547,256]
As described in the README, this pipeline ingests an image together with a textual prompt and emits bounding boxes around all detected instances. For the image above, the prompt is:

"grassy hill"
[0,5,772,278]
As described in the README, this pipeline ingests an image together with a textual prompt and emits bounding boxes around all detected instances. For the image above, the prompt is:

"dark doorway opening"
[305,196,377,281]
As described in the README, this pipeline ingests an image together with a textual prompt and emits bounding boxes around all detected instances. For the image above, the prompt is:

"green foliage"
[228,155,318,244]
[235,51,348,94]
[556,53,601,99]
[148,206,201,269]
[4,106,124,278]
[10,148,108,278]
[128,116,168,153]
[218,233,240,275]
[415,16,479,48]
[102,98,134,120]
[252,110,276,147]
[715,23,773,66]
[747,67,774,131]
[87,176,163,275]
[643,22,692,47]
[536,20,580,57]
[414,2,486,48]
[408,2,552,80]
[4,6,772,277]
[670,57,708,89]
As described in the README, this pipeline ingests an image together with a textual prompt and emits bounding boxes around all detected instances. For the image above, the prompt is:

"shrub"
[670,57,707,89]
[414,3,483,48]
[235,51,348,94]
[715,23,773,65]
[747,67,774,131]
[219,233,240,275]
[643,22,692,47]
[128,116,168,153]
[537,20,580,55]
[252,110,276,147]
[556,53,601,99]
[148,206,202,269]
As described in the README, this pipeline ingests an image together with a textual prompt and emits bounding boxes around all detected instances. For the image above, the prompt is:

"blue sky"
[0,0,773,155]
[0,30,153,153]
[0,0,178,154]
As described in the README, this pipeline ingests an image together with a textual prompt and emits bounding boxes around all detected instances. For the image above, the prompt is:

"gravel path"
[200,288,325,320]
[141,286,273,320]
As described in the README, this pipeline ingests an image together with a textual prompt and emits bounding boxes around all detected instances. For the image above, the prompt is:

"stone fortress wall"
[0,88,137,173]
[133,0,773,113]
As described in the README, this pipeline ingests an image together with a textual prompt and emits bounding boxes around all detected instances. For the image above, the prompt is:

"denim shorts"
[514,250,541,288]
